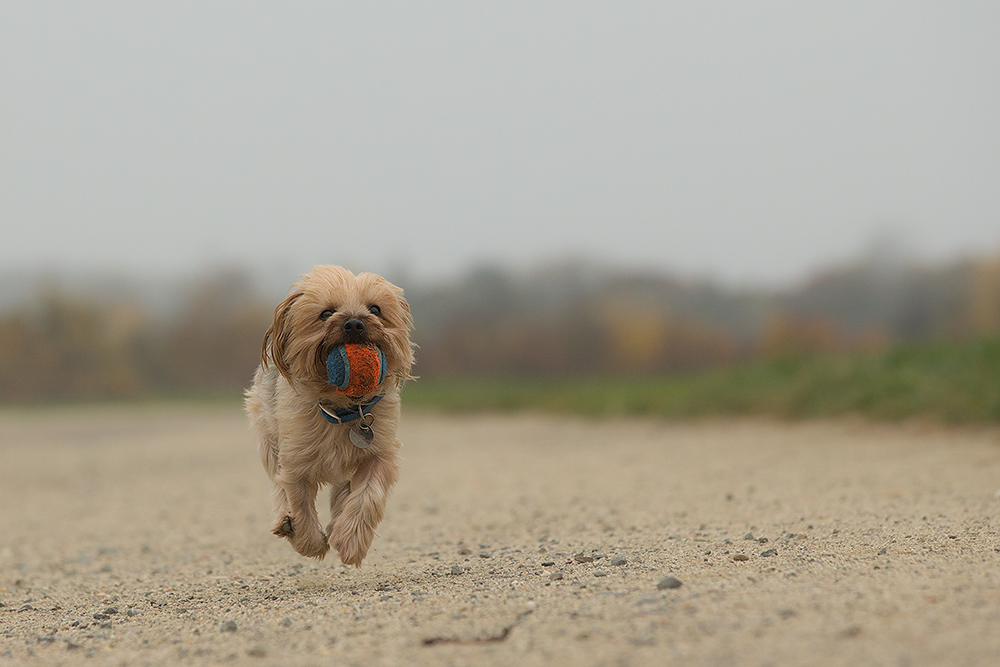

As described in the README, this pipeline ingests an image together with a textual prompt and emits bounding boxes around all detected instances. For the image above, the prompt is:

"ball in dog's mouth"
[325,344,387,396]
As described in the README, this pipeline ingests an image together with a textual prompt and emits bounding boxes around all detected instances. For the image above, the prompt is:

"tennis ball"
[325,344,387,396]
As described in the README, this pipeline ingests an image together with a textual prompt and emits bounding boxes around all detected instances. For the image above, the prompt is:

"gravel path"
[1,406,999,666]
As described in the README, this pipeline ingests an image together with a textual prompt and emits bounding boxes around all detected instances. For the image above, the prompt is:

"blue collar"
[318,394,384,425]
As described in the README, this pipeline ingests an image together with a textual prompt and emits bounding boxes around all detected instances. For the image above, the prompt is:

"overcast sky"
[2,2,998,287]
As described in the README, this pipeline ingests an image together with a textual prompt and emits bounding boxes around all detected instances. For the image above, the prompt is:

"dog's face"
[262,266,414,393]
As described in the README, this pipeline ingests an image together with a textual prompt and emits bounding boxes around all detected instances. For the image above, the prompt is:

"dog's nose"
[343,319,366,334]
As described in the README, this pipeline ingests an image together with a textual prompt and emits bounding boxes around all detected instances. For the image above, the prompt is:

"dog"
[245,266,414,566]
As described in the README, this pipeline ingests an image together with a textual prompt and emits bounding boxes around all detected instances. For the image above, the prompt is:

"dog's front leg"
[274,477,330,559]
[329,453,399,567]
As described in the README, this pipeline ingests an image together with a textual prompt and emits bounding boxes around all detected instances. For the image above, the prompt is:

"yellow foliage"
[968,254,1000,334]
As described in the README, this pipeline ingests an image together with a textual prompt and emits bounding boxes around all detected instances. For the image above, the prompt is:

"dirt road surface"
[2,406,999,666]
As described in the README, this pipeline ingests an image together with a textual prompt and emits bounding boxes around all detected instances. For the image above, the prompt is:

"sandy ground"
[1,405,1000,666]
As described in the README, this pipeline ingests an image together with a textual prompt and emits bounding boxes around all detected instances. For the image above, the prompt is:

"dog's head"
[262,266,414,394]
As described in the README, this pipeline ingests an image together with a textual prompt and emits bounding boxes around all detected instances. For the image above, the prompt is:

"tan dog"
[245,266,414,566]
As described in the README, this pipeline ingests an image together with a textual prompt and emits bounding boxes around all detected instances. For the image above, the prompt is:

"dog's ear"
[262,291,303,379]
[386,284,416,388]
[393,284,412,325]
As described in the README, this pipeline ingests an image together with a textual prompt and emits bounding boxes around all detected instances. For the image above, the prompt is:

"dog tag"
[350,423,374,449]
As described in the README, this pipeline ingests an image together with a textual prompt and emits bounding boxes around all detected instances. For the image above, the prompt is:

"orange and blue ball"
[326,344,387,396]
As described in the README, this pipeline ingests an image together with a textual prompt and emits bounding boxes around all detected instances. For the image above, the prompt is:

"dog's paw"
[293,524,331,559]
[272,516,294,537]
[333,535,368,568]
[292,529,330,560]
[294,537,330,560]
[329,517,374,568]
[273,516,329,559]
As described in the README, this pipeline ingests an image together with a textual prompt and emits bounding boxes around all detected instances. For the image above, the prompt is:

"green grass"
[404,337,1000,424]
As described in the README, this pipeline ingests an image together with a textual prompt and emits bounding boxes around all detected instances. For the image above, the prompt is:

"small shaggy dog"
[244,266,414,566]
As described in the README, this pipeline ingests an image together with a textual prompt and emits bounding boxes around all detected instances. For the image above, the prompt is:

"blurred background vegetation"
[1,248,999,422]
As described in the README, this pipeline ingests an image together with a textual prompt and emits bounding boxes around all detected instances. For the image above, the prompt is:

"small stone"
[574,553,595,563]
[656,576,682,590]
[93,613,109,620]
[247,645,267,658]
[838,625,862,639]
[126,609,141,617]
[758,537,768,544]
[594,571,608,577]
[450,565,464,575]
[221,620,238,633]
[777,608,796,619]
[282,618,292,627]
[550,572,564,581]
[610,556,627,566]
[66,641,82,650]
[457,548,471,556]
[541,561,555,567]
[103,607,118,615]
[479,552,492,559]
[744,532,755,540]
[877,547,887,556]
[18,604,34,612]
[761,548,777,557]
[733,554,749,562]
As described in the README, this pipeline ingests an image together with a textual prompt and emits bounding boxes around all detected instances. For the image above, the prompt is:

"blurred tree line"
[0,271,271,402]
[1,252,999,402]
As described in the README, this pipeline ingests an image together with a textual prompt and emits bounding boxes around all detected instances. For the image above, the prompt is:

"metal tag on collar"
[349,409,375,449]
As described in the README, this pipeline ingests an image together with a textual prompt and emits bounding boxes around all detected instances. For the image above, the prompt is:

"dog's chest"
[312,426,368,483]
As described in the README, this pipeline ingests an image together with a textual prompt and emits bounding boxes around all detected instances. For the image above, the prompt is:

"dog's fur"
[244,266,414,566]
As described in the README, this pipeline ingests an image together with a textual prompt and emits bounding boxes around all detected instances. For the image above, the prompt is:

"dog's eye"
[319,309,336,321]
[368,304,381,317]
